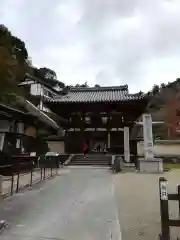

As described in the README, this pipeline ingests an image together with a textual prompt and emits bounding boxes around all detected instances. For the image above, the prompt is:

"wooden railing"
[0,156,60,197]
[159,177,180,240]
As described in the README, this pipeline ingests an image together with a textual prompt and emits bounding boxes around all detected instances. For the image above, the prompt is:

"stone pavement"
[2,168,57,196]
[0,168,121,240]
[114,170,180,240]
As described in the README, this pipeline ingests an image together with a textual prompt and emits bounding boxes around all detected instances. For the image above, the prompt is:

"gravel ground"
[114,170,180,240]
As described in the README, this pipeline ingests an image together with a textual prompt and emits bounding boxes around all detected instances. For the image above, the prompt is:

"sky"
[1,0,180,93]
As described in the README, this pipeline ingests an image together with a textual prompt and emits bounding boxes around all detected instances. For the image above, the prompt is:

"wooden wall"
[64,131,129,154]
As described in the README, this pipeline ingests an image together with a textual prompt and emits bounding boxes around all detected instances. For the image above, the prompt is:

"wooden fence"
[159,177,180,239]
[0,156,60,197]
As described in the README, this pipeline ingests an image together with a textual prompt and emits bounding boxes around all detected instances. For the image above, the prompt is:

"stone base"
[138,158,163,173]
[0,220,6,231]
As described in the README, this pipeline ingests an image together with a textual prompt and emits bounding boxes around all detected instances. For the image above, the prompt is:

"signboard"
[160,181,168,200]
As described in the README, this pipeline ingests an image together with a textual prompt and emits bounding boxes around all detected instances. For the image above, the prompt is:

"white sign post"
[142,114,154,160]
[160,180,168,200]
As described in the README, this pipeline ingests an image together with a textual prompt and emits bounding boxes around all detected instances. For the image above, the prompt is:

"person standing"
[97,144,100,152]
[83,140,88,157]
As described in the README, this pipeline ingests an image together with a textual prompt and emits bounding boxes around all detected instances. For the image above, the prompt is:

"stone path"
[114,170,180,240]
[0,168,121,240]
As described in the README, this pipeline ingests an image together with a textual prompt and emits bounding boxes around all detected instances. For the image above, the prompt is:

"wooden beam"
[66,128,126,132]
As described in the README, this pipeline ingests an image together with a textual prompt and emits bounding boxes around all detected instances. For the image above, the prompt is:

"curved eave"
[44,95,148,104]
[25,100,59,130]
[16,98,60,131]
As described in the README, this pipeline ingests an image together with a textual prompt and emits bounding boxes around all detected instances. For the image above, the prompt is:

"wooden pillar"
[107,114,110,149]
[108,131,110,148]
[0,133,5,151]
[16,122,24,148]
[124,126,130,162]
[142,114,154,160]
[17,122,24,134]
[64,130,68,153]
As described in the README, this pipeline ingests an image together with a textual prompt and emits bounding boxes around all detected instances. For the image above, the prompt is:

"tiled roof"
[0,103,27,115]
[47,85,146,103]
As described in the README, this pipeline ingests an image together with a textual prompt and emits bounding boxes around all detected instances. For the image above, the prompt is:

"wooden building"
[45,85,150,162]
[18,73,65,112]
[0,103,51,175]
[18,74,68,127]
[0,103,59,158]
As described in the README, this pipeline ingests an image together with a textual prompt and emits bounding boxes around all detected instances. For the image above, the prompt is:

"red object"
[82,141,86,153]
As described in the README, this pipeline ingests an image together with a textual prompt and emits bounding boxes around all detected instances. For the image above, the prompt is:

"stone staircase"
[122,162,136,171]
[68,154,111,166]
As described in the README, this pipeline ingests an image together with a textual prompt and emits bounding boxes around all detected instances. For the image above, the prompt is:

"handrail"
[0,156,61,196]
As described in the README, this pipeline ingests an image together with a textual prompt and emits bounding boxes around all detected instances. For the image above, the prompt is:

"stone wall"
[47,141,64,153]
[137,140,180,156]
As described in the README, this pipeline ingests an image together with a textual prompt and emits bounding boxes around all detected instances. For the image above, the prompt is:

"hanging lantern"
[85,116,91,124]
[101,116,108,124]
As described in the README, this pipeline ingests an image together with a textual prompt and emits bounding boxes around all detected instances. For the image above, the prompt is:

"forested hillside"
[147,80,180,139]
[0,24,32,104]
[0,24,61,106]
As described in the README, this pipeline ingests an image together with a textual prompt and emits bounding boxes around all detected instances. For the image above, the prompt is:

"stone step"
[71,160,109,163]
[73,158,109,160]
[75,156,110,159]
[73,158,109,162]
[69,162,109,166]
[73,158,109,161]
[75,155,110,158]
[70,160,109,163]
[68,154,111,166]
[123,163,135,167]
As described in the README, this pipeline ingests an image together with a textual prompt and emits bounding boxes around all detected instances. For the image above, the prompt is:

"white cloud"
[1,0,180,92]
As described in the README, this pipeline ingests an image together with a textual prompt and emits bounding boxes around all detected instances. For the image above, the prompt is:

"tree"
[152,84,160,95]
[81,81,88,87]
[94,84,100,88]
[11,36,28,63]
[0,25,31,103]
[33,67,60,88]
[160,83,166,89]
[0,24,12,50]
[74,82,89,88]
[0,25,30,81]
[38,67,57,80]
[0,46,18,98]
[11,35,32,82]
